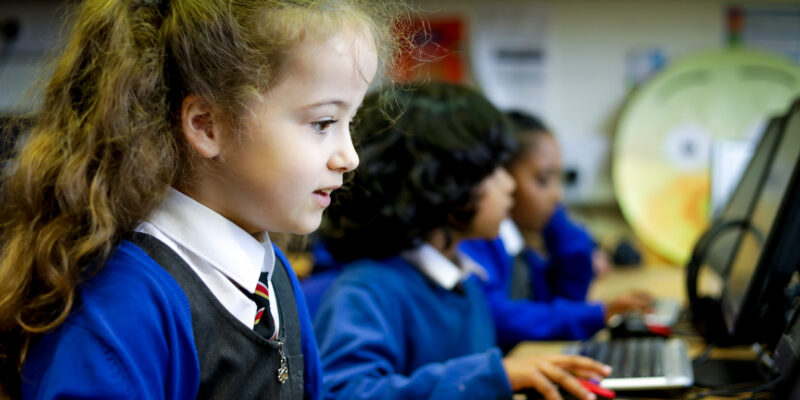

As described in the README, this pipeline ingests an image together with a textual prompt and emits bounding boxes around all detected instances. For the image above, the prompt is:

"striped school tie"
[251,273,277,341]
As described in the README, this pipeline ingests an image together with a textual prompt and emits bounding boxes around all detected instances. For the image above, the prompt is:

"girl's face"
[509,133,563,231]
[465,167,516,239]
[204,30,378,234]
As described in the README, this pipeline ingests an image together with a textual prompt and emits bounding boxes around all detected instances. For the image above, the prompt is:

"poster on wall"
[728,4,800,63]
[392,18,467,84]
[470,2,550,117]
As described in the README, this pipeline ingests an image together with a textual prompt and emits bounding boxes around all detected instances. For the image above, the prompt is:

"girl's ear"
[181,94,225,159]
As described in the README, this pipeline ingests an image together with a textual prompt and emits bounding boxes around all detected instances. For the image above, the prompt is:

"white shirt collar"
[498,218,525,256]
[401,243,487,290]
[144,188,274,293]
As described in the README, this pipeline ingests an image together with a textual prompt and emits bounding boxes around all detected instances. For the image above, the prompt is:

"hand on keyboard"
[604,290,654,323]
[516,378,616,399]
[503,354,612,400]
[608,312,671,339]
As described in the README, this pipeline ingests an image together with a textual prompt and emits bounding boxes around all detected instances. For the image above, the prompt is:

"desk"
[507,263,767,399]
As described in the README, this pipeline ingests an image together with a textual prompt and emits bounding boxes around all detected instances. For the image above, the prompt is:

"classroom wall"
[414,0,800,204]
[0,1,64,114]
[2,0,800,204]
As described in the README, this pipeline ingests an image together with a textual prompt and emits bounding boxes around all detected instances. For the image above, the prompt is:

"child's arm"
[486,290,607,344]
[541,205,596,301]
[460,239,605,344]
[314,282,512,400]
[22,322,197,399]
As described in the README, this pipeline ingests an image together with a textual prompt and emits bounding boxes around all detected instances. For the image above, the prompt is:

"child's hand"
[502,354,612,400]
[604,290,654,322]
[591,249,612,277]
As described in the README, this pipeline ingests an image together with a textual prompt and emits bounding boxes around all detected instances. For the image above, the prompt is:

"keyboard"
[564,337,694,391]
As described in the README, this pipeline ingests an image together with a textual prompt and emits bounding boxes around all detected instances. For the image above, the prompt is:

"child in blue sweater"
[0,1,401,398]
[314,83,611,400]
[460,111,652,348]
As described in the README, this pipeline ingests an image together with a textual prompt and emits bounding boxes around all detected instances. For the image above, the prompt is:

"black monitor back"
[774,306,800,397]
[721,98,800,346]
[705,115,785,276]
[686,114,785,345]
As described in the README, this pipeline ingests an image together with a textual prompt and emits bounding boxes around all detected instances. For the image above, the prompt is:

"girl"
[314,82,611,400]
[0,0,399,398]
[460,111,652,347]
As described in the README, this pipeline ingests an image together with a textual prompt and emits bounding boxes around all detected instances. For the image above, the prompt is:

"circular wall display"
[613,48,800,265]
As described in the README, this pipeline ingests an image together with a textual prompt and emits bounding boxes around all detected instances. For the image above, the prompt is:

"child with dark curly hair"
[313,82,611,400]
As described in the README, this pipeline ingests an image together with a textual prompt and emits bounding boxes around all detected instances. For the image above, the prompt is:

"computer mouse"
[515,378,616,399]
[608,312,670,339]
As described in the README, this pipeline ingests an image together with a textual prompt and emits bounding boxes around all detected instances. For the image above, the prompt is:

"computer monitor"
[773,305,800,397]
[721,98,800,346]
[704,115,784,276]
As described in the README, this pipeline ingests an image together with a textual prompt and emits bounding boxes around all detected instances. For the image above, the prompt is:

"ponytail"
[0,1,181,393]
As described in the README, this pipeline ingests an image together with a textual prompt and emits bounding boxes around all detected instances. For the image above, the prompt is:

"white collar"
[145,188,274,292]
[401,243,487,290]
[498,218,525,256]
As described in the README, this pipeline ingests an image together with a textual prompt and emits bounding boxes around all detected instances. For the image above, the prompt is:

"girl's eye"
[312,119,337,134]
[535,174,550,187]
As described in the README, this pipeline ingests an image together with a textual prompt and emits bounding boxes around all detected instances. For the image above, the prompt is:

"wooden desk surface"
[508,263,764,399]
[587,263,685,304]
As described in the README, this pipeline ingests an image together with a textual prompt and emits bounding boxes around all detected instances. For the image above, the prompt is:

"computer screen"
[721,99,800,346]
[704,116,784,276]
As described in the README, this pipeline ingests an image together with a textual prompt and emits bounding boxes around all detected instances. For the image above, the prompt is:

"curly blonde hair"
[0,0,409,395]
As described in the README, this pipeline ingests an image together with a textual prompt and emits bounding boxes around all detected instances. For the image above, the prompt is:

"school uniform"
[22,189,321,400]
[459,206,605,348]
[300,239,342,319]
[314,244,512,400]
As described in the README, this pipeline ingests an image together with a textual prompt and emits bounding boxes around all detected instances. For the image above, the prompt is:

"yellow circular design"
[613,48,800,266]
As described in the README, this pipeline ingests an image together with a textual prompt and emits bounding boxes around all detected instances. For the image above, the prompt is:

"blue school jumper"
[459,206,605,347]
[22,237,322,400]
[314,256,512,400]
[300,240,342,319]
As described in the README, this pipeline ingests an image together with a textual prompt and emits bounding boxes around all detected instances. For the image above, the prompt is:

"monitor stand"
[693,358,769,388]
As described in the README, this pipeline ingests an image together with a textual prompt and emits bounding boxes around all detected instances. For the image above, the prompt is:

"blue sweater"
[22,239,322,399]
[459,206,605,346]
[314,256,512,400]
[301,240,342,319]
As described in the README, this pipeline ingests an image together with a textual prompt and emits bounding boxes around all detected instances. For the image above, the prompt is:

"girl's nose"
[329,131,359,173]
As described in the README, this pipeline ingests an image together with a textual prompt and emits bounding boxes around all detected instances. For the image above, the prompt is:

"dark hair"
[321,82,518,263]
[504,109,552,164]
[505,110,548,133]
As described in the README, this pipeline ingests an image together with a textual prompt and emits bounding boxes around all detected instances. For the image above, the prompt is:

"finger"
[537,362,594,400]
[631,290,655,305]
[526,366,563,400]
[571,370,606,383]
[621,296,652,312]
[546,355,612,377]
